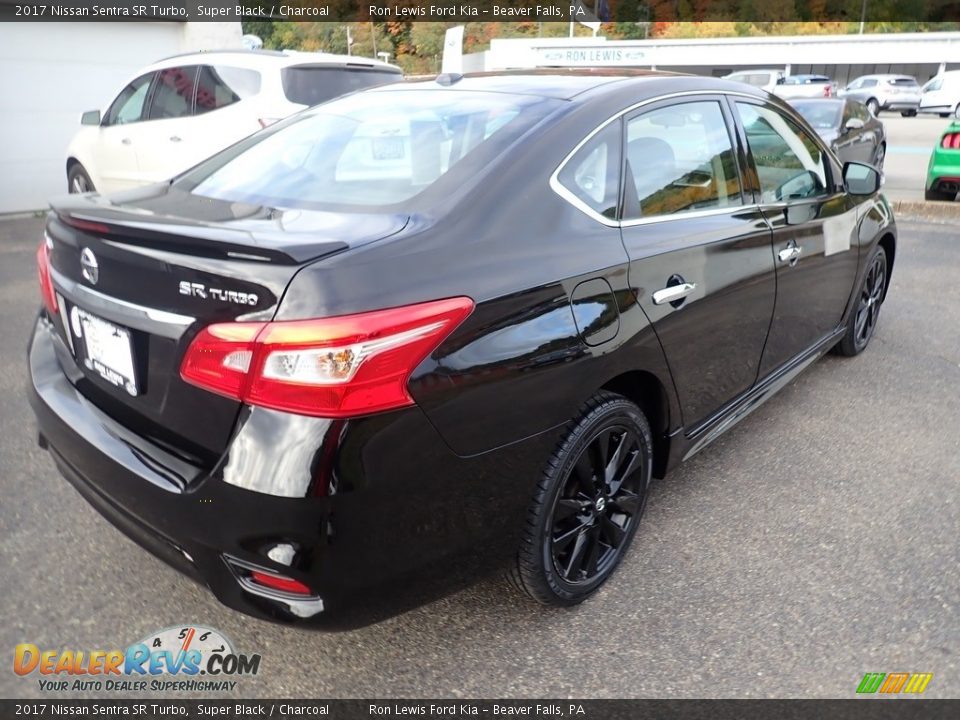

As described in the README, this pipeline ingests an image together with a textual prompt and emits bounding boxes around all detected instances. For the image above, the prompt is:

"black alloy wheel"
[510,392,652,605]
[835,246,887,356]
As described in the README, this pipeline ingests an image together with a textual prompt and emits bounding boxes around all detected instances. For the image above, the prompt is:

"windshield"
[180,89,559,210]
[888,77,920,87]
[792,101,843,130]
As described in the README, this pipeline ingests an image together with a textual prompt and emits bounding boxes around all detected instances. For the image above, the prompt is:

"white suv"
[66,50,402,194]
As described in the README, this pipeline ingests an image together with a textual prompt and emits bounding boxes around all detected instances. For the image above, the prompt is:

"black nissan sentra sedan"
[29,71,895,629]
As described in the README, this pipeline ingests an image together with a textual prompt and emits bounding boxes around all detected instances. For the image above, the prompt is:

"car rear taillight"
[36,240,58,316]
[824,84,833,97]
[180,297,474,418]
[941,133,960,149]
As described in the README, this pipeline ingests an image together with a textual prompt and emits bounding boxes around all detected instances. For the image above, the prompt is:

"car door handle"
[169,135,182,143]
[778,245,802,263]
[652,282,696,306]
[121,138,132,145]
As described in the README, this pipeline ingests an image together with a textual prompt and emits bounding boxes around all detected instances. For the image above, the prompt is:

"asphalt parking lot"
[1,214,957,699]
[882,114,948,201]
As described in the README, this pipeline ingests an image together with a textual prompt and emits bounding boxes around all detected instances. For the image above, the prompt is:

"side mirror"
[843,162,881,196]
[81,110,101,126]
[776,77,785,85]
[955,106,960,120]
[844,117,865,132]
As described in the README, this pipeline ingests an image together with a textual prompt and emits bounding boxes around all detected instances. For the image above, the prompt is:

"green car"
[926,120,960,201]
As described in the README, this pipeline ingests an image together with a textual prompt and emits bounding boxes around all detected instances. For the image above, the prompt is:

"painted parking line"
[888,146,933,155]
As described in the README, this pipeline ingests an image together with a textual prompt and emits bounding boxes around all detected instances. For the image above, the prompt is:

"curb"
[892,199,960,224]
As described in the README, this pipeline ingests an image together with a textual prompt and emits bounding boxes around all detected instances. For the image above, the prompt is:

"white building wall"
[0,22,242,213]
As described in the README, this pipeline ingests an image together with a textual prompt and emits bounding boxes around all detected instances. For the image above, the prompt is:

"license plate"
[69,306,138,396]
[372,137,405,160]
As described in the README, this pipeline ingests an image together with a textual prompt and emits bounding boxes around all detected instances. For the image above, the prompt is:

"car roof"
[370,69,743,101]
[148,49,402,73]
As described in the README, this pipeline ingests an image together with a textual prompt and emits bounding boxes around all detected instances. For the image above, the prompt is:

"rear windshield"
[180,89,559,210]
[888,77,920,87]
[281,66,401,106]
[792,101,843,129]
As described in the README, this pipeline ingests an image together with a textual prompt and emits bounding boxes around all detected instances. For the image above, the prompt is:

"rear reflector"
[36,240,58,317]
[249,570,312,595]
[181,296,474,418]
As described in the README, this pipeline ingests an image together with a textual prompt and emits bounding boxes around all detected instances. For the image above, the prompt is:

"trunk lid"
[45,184,407,464]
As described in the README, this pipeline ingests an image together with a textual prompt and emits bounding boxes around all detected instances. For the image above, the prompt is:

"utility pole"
[859,0,867,34]
[371,22,377,58]
[346,26,353,56]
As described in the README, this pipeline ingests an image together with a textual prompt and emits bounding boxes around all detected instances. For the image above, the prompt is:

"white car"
[723,69,784,93]
[919,71,960,118]
[772,74,835,100]
[66,50,403,194]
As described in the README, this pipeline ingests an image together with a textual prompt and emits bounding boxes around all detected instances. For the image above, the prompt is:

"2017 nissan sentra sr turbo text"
[28,72,896,629]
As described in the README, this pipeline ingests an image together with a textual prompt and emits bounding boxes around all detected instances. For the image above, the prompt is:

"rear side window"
[281,66,401,106]
[104,73,153,125]
[556,121,622,220]
[147,66,198,121]
[623,101,742,220]
[195,66,261,114]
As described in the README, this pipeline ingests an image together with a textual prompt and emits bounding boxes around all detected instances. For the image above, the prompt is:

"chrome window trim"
[549,89,783,228]
[49,261,194,340]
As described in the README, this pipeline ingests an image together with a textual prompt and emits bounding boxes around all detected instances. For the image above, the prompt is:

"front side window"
[104,73,153,126]
[623,101,742,220]
[195,66,261,114]
[924,78,943,92]
[147,66,198,121]
[736,102,830,203]
[556,121,622,219]
[861,79,878,88]
[182,89,557,210]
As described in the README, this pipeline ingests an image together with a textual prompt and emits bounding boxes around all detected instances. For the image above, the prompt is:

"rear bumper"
[28,315,553,629]
[881,99,920,111]
[926,151,960,191]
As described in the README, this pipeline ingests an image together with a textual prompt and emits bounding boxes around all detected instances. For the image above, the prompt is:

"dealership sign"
[535,47,648,67]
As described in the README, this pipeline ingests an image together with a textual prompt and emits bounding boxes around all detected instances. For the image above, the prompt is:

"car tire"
[834,245,888,357]
[900,110,918,117]
[939,113,951,118]
[67,164,95,194]
[866,98,880,115]
[509,391,653,606]
[925,187,957,201]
